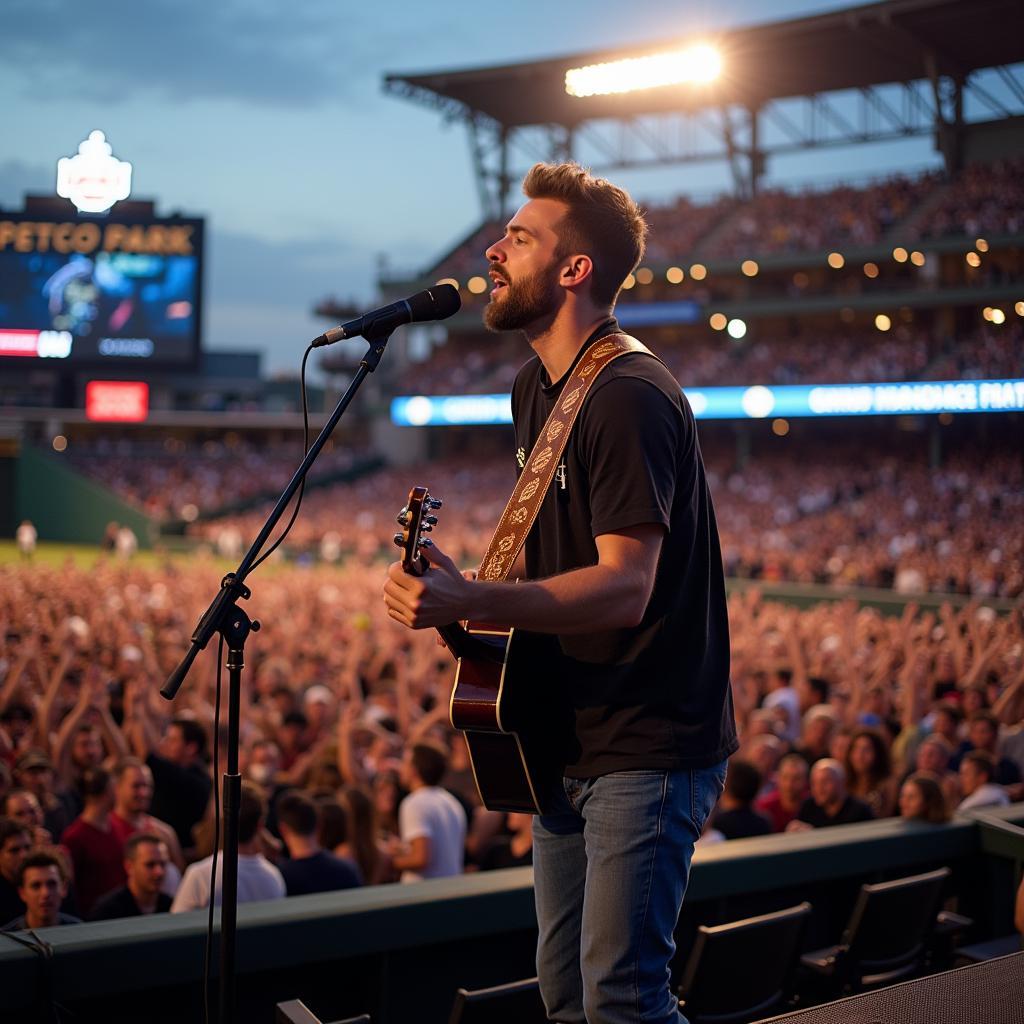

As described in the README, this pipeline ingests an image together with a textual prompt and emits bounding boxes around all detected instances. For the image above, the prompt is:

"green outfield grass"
[0,540,177,569]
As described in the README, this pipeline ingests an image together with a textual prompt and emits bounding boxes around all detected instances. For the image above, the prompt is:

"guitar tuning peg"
[393,533,405,547]
[420,524,432,532]
[396,510,409,526]
[423,515,438,526]
[427,498,443,510]
[419,537,434,547]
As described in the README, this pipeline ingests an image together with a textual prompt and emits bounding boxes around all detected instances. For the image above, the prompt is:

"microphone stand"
[160,328,394,1024]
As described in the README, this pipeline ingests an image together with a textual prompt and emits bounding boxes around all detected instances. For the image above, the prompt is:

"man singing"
[384,162,736,1024]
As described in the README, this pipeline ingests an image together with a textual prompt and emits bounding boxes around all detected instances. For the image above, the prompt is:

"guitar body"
[395,485,565,816]
[448,623,565,815]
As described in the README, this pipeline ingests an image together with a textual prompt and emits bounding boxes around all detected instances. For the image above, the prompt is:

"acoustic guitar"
[395,485,564,814]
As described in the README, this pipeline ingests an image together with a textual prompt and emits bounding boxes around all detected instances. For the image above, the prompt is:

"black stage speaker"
[757,952,1023,1024]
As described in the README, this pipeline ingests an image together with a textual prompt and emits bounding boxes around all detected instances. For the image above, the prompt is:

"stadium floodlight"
[565,44,721,98]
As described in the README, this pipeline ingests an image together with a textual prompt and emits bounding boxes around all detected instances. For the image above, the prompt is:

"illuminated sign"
[0,213,203,366]
[392,378,1024,425]
[0,329,72,359]
[56,131,132,214]
[85,381,149,422]
[0,220,194,256]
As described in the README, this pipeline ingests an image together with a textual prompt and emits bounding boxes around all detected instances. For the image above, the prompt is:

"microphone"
[312,283,461,347]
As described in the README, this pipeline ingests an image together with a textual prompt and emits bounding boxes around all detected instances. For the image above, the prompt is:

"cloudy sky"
[3,0,946,376]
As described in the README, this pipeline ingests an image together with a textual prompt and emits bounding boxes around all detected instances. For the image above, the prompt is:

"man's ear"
[560,254,594,290]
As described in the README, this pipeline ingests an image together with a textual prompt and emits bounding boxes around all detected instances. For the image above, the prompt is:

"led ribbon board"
[392,379,1024,426]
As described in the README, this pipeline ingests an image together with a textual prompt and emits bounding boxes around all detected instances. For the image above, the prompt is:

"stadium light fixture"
[892,247,908,263]
[990,308,1006,325]
[622,273,636,290]
[863,262,879,279]
[741,259,759,277]
[965,252,981,268]
[976,238,989,253]
[709,313,727,331]
[910,250,926,267]
[467,276,488,294]
[875,314,891,331]
[635,267,654,285]
[827,252,845,269]
[690,263,707,280]
[565,44,721,98]
[1016,301,1024,317]
[666,266,685,284]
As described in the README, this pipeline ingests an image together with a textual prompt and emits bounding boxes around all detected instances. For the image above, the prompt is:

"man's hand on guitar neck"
[383,525,663,635]
[384,541,474,630]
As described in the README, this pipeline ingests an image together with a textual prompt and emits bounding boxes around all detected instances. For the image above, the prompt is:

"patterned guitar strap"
[477,332,653,583]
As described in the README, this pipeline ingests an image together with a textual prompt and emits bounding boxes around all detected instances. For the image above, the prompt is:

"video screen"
[0,216,203,366]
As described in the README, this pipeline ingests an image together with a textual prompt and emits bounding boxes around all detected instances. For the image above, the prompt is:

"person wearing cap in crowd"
[90,833,174,920]
[3,850,81,932]
[12,749,72,839]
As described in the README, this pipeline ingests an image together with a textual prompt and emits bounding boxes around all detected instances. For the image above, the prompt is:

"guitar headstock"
[394,485,443,576]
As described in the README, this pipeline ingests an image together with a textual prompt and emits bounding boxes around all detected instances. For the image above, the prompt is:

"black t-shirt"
[146,754,212,851]
[796,794,874,828]
[510,318,737,778]
[278,850,362,896]
[90,885,173,920]
[711,806,773,840]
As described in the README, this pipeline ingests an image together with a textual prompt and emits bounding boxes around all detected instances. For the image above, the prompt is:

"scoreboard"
[0,212,204,367]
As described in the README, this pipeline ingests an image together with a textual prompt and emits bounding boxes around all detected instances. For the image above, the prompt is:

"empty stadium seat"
[800,867,950,994]
[677,901,812,1024]
[447,976,546,1024]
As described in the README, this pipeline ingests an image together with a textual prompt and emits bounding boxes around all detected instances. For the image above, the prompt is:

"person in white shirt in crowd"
[171,783,285,912]
[390,742,466,883]
[957,751,1011,812]
[15,521,37,560]
[762,667,801,744]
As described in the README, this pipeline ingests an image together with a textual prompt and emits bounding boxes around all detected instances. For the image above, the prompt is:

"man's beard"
[484,262,560,332]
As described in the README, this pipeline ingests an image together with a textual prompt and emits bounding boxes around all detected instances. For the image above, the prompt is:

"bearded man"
[384,162,735,1024]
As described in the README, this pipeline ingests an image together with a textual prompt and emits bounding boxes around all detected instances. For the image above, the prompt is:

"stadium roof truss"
[385,0,1024,219]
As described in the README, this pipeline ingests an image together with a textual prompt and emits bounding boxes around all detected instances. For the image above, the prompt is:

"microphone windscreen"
[407,283,461,324]
[430,282,462,320]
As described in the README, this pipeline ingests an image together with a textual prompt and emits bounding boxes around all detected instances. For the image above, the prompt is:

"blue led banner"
[391,378,1024,426]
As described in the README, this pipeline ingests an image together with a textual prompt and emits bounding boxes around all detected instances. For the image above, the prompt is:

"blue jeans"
[532,763,727,1024]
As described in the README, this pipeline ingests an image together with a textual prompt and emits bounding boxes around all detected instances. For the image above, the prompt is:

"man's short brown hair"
[410,742,448,788]
[522,162,647,307]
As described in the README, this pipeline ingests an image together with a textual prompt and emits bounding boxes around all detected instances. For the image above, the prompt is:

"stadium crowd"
[65,439,357,522]
[182,441,1023,600]
[0,547,1021,931]
[416,159,1022,283]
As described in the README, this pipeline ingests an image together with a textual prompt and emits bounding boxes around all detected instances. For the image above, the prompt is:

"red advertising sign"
[85,381,149,422]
